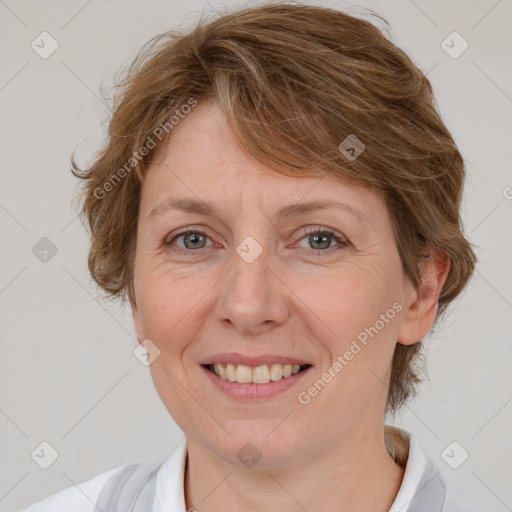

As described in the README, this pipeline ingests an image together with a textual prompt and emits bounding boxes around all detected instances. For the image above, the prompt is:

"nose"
[214,241,290,336]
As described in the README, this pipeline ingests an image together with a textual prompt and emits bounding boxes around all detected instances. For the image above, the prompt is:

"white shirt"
[19,432,477,511]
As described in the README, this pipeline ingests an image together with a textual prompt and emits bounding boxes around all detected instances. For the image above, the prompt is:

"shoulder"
[385,427,479,512]
[443,486,480,512]
[18,464,127,512]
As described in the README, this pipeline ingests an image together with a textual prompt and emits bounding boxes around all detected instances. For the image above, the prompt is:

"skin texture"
[132,99,450,511]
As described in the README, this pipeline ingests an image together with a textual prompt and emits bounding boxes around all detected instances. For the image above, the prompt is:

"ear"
[397,250,450,345]
[132,307,144,345]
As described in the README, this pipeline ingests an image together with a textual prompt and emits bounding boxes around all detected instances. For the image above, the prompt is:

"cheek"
[299,260,403,407]
[306,263,400,343]
[135,269,204,349]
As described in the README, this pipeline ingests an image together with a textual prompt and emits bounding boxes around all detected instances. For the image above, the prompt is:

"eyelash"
[166,227,349,256]
[298,227,349,255]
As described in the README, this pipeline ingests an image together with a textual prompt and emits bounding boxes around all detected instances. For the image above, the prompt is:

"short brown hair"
[72,2,476,413]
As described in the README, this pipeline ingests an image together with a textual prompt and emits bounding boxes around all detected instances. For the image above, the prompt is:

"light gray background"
[1,0,511,510]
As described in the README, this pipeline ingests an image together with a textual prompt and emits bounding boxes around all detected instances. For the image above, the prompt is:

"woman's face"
[132,99,414,467]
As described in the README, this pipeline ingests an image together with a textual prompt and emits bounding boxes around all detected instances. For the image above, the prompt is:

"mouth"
[199,362,313,400]
[202,362,312,384]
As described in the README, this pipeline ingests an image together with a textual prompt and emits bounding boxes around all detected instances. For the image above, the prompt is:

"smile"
[200,363,313,400]
[204,362,311,384]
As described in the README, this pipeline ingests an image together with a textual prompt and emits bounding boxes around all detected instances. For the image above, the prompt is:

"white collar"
[154,435,188,512]
[153,431,432,512]
[388,434,427,512]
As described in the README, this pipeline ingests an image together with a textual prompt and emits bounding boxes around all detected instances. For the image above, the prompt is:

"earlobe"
[397,251,450,346]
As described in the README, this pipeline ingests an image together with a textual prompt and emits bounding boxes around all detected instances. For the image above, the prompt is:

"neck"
[184,425,405,512]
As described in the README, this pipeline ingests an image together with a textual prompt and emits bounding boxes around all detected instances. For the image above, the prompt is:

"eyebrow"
[148,197,369,223]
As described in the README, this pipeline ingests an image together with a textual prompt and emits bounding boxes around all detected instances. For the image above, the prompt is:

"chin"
[197,424,306,469]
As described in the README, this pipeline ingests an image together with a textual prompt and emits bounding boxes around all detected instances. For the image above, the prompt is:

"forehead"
[141,99,385,223]
[152,99,282,183]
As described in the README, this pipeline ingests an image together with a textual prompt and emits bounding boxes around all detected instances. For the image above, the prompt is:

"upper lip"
[199,353,312,367]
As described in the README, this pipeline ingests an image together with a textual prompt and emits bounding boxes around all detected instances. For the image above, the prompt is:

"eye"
[165,226,349,256]
[295,227,349,255]
[166,229,213,250]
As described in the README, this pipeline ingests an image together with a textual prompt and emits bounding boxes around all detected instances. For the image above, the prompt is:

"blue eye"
[166,227,348,256]
[168,229,212,250]
[298,227,348,255]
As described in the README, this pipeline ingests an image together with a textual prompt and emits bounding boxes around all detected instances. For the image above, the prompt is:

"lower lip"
[200,365,312,400]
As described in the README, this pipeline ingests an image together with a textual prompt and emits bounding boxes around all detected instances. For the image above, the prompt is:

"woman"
[20,2,477,511]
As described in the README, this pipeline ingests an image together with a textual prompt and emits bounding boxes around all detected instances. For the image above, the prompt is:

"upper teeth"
[211,363,304,384]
